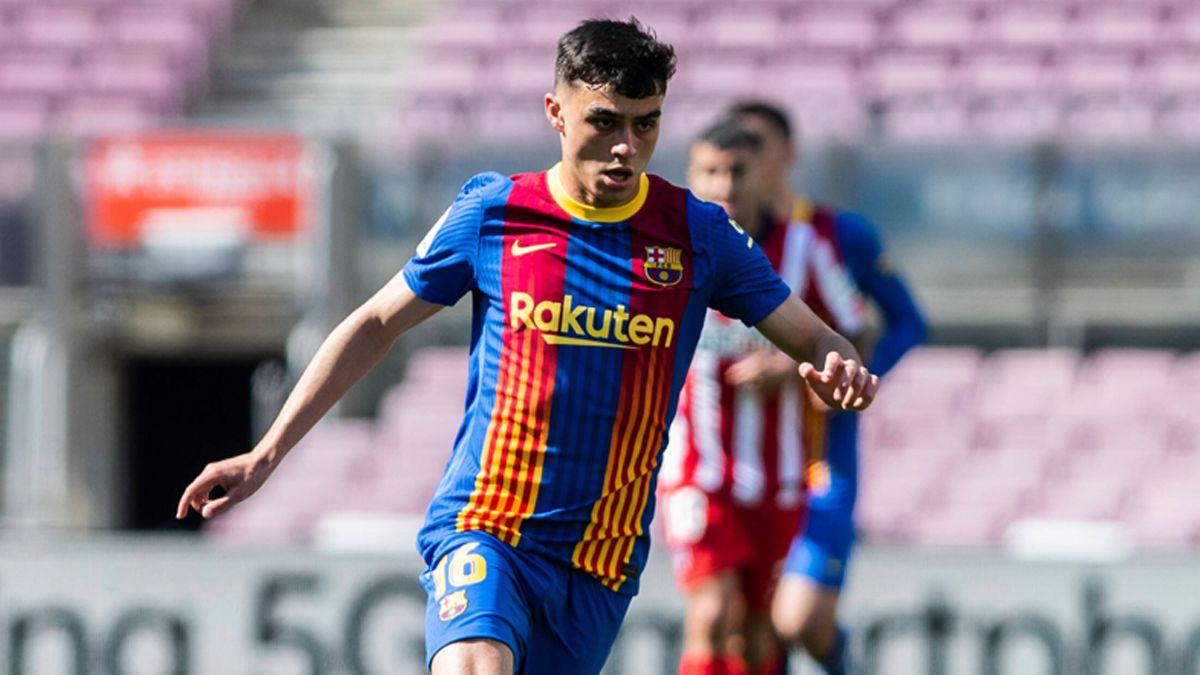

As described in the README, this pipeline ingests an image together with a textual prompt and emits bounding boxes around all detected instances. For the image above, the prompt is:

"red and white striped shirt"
[661,203,866,508]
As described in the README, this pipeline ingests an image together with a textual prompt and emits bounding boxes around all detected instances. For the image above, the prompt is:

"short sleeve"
[402,173,503,306]
[704,204,792,326]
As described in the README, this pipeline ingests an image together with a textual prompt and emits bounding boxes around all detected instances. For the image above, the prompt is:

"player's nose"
[611,127,637,158]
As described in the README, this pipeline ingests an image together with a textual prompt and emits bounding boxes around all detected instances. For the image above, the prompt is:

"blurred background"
[1,0,1200,672]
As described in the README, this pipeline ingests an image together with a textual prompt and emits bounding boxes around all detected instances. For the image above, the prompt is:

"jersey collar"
[792,196,814,224]
[547,163,649,223]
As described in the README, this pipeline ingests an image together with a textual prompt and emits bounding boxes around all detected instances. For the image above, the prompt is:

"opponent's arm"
[176,273,442,519]
[754,295,878,412]
[837,213,926,377]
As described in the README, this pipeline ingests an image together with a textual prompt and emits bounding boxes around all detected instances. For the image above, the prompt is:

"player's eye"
[636,118,658,132]
[591,118,615,131]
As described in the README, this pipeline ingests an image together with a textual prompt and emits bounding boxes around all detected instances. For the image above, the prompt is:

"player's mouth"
[600,166,634,188]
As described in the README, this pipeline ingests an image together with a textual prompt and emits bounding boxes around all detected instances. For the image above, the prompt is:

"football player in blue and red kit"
[176,21,881,675]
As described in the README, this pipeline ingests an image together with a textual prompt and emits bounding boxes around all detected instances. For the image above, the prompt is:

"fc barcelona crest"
[438,590,469,622]
[643,246,684,287]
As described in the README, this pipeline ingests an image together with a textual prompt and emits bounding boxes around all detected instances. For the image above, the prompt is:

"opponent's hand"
[176,451,275,520]
[725,350,795,393]
[798,352,879,411]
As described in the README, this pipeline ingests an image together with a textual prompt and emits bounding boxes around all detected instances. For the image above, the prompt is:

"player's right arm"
[177,173,499,520]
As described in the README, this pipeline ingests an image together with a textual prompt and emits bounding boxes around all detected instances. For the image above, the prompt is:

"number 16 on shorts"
[430,542,489,622]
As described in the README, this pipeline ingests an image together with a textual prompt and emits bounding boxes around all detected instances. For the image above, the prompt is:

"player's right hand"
[176,451,275,520]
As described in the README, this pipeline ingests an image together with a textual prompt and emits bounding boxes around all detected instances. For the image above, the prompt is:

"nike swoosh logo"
[511,240,557,257]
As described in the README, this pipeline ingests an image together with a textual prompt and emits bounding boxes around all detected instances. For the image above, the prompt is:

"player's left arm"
[837,212,927,377]
[705,203,878,411]
[754,296,878,412]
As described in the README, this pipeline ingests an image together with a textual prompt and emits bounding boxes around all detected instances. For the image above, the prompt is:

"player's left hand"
[799,351,879,411]
[725,349,796,392]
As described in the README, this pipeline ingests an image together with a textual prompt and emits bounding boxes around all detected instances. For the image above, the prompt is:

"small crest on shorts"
[438,590,468,622]
[643,246,684,287]
[807,461,831,497]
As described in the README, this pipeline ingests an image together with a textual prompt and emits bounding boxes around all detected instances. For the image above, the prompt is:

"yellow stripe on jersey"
[572,346,666,590]
[457,327,555,546]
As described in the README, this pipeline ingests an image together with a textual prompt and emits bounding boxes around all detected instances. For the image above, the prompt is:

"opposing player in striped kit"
[660,119,868,675]
[176,20,879,675]
[730,102,927,675]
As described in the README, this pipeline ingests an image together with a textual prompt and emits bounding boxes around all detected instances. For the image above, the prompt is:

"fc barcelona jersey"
[404,165,791,595]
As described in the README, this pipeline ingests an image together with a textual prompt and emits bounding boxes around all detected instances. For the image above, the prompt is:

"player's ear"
[545,92,565,134]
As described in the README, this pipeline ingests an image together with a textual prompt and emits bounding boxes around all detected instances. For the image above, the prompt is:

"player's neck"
[554,162,641,209]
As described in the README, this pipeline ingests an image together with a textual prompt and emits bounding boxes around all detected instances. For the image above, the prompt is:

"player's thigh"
[431,638,514,675]
[523,570,632,675]
[421,534,532,672]
[739,504,806,613]
[772,573,840,643]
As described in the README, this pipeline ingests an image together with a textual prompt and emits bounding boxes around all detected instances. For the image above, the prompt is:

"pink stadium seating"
[788,8,880,54]
[1052,53,1138,97]
[770,54,858,98]
[0,96,50,140]
[969,95,1062,141]
[1144,52,1200,95]
[867,52,956,99]
[889,6,979,50]
[1073,5,1163,50]
[879,97,970,141]
[11,5,102,45]
[982,6,1071,50]
[207,345,1200,551]
[1062,98,1158,143]
[960,51,1045,97]
[698,6,783,51]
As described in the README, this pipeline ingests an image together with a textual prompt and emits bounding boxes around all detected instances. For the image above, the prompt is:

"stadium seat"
[0,96,50,141]
[981,6,1071,50]
[696,6,784,51]
[866,51,957,100]
[960,51,1047,97]
[56,94,162,136]
[968,95,1062,141]
[888,6,979,51]
[787,7,880,54]
[1051,52,1139,97]
[0,51,75,99]
[1061,97,1158,143]
[1073,5,1163,51]
[769,54,859,99]
[10,4,101,50]
[878,97,971,142]
[1144,51,1200,96]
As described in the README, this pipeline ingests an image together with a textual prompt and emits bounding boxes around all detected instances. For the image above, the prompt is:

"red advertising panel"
[86,133,314,249]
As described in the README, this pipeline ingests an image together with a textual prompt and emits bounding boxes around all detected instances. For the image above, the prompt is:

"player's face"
[687,141,762,225]
[736,113,794,193]
[546,81,663,208]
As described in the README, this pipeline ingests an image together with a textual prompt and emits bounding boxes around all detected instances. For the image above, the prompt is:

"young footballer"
[176,22,879,675]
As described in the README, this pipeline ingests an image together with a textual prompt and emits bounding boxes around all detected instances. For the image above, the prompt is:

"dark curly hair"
[555,18,677,99]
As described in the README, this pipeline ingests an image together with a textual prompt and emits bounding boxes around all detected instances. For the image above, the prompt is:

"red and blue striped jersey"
[404,165,791,594]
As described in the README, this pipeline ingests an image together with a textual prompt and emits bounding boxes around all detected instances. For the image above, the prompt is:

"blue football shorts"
[420,531,632,674]
[783,412,859,589]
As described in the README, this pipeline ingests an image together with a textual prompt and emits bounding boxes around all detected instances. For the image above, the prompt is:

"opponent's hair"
[727,100,793,141]
[556,18,677,98]
[696,117,762,152]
